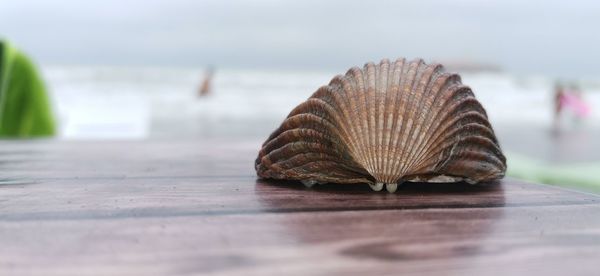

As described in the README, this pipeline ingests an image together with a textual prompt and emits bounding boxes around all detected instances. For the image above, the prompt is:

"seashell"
[255,58,506,193]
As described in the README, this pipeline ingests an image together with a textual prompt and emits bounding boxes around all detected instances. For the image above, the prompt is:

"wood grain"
[1,140,600,276]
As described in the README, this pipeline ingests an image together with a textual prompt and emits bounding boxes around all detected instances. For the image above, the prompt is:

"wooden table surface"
[1,139,600,276]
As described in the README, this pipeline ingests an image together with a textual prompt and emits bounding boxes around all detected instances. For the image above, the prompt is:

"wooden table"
[1,139,600,276]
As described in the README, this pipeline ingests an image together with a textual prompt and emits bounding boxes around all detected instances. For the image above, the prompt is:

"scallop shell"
[255,58,506,193]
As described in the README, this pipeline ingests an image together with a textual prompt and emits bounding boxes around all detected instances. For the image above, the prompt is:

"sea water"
[42,66,600,140]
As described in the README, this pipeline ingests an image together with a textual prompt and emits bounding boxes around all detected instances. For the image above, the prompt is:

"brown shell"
[255,58,506,192]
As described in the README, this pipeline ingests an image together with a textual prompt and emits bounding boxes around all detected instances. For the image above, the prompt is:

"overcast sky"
[1,0,599,77]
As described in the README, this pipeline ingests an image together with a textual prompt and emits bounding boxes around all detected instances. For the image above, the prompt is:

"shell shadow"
[257,178,504,198]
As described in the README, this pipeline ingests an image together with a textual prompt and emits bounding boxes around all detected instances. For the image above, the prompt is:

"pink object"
[559,92,591,117]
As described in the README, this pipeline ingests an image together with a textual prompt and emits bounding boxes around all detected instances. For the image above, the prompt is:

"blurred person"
[565,83,591,127]
[553,82,565,131]
[0,40,55,137]
[553,81,590,131]
[198,66,215,97]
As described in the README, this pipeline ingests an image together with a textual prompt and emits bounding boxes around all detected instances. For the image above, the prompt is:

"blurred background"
[1,0,599,192]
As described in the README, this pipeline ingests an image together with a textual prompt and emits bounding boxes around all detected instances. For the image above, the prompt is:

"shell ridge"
[275,152,351,172]
[372,62,381,175]
[259,128,336,161]
[379,59,394,183]
[266,142,343,167]
[362,62,377,176]
[375,60,384,182]
[413,129,504,176]
[304,97,360,147]
[381,58,405,182]
[275,153,349,177]
[437,136,506,181]
[325,78,367,165]
[404,83,469,169]
[282,160,371,183]
[414,95,490,162]
[406,99,490,172]
[342,69,371,172]
[387,60,412,182]
[454,135,506,166]
[417,76,463,140]
[347,67,372,173]
[258,128,336,174]
[392,59,421,181]
[400,64,445,173]
[433,137,460,173]
[399,60,438,176]
[264,101,346,152]
[410,111,496,171]
[378,60,390,179]
[333,75,368,164]
[376,59,389,180]
[396,59,425,176]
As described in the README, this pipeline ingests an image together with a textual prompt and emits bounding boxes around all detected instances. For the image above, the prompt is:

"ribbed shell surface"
[255,58,506,186]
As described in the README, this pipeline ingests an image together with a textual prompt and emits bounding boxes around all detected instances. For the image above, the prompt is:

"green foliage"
[0,41,55,137]
[507,152,600,194]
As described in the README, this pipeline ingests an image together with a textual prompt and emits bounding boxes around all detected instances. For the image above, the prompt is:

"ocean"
[42,66,600,140]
